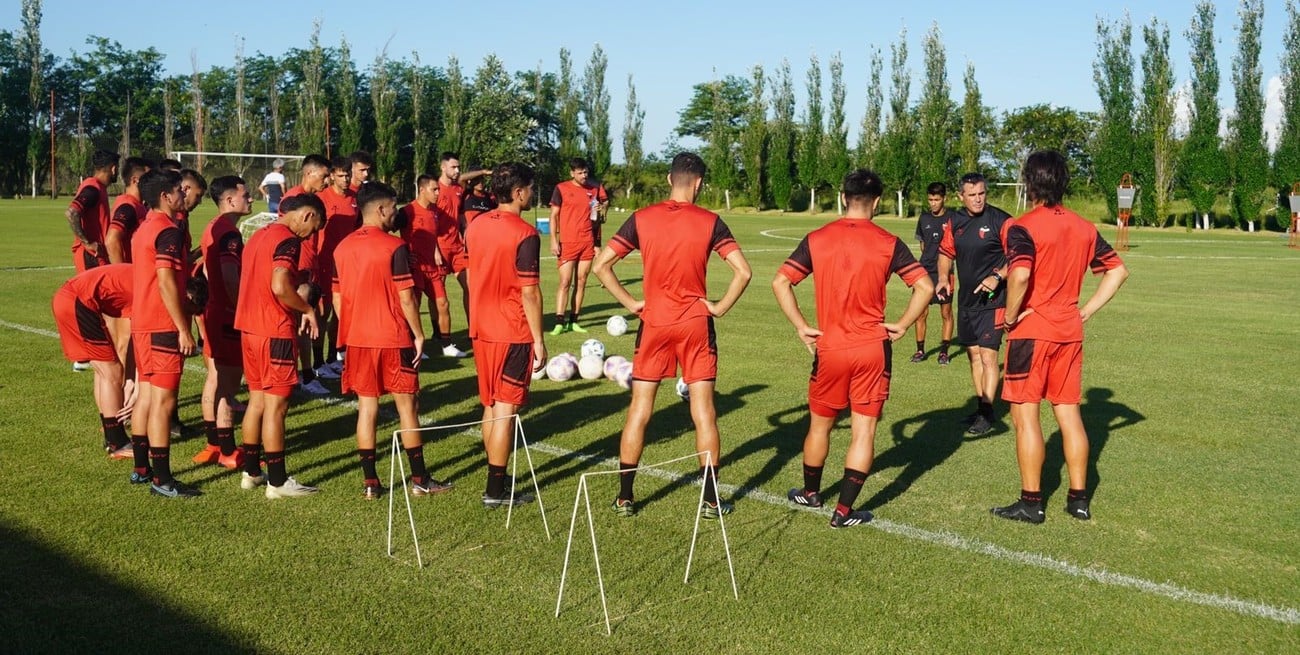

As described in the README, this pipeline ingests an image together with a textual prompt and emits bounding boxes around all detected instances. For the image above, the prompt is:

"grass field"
[0,197,1297,653]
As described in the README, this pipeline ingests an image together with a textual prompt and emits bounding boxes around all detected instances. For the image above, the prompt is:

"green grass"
[0,198,1297,653]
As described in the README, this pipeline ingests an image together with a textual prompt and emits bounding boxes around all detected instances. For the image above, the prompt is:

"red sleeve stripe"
[609,235,635,255]
[938,244,955,259]
[712,236,738,253]
[782,258,811,276]
[1009,253,1034,267]
[896,261,926,282]
[776,262,808,285]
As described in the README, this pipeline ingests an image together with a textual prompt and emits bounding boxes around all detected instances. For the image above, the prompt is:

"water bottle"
[589,197,600,222]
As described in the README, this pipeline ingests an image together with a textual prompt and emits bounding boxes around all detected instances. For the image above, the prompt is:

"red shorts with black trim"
[53,289,118,363]
[242,333,298,398]
[202,308,242,367]
[808,340,892,419]
[133,331,184,391]
[558,240,595,265]
[1002,339,1083,405]
[413,264,448,301]
[439,244,468,276]
[73,245,107,273]
[632,315,717,384]
[472,339,533,407]
[342,345,418,397]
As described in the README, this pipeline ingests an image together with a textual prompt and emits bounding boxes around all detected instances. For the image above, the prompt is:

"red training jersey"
[549,180,608,246]
[398,202,440,269]
[131,210,188,334]
[1005,205,1124,343]
[68,177,110,252]
[108,193,147,262]
[332,226,416,349]
[201,214,244,313]
[314,186,358,270]
[235,222,303,339]
[61,263,134,319]
[778,218,927,349]
[606,200,740,327]
[465,209,541,343]
[280,185,317,279]
[434,180,467,255]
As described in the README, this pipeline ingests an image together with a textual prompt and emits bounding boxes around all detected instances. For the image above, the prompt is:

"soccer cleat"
[701,501,733,520]
[965,415,994,436]
[991,499,1046,524]
[191,444,221,464]
[786,488,824,508]
[108,443,134,460]
[829,508,874,528]
[410,477,454,496]
[313,364,341,380]
[129,468,153,484]
[217,449,244,470]
[937,352,951,366]
[299,379,331,395]
[441,343,470,359]
[72,361,92,372]
[265,477,320,499]
[909,350,926,363]
[1065,497,1092,521]
[326,360,344,375]
[549,323,568,336]
[362,481,385,500]
[568,322,588,333]
[482,490,535,509]
[611,498,636,517]
[150,479,202,498]
[960,411,980,426]
[240,471,266,490]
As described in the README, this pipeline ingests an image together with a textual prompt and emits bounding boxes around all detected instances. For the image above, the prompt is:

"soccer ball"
[606,315,628,337]
[531,358,546,381]
[546,355,577,381]
[675,377,689,401]
[580,338,605,359]
[559,352,579,368]
[577,355,604,380]
[603,355,628,380]
[613,361,634,389]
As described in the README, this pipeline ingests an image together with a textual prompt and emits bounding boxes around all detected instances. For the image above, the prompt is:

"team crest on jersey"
[978,226,990,239]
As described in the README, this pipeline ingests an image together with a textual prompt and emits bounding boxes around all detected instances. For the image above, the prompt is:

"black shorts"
[928,271,954,306]
[957,308,1003,349]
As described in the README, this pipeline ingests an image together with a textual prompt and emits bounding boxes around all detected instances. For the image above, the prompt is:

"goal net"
[168,151,305,182]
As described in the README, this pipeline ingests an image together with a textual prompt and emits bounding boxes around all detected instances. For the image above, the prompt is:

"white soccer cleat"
[299,379,330,395]
[442,344,470,358]
[240,471,266,490]
[265,476,319,499]
[72,361,92,372]
[314,364,341,380]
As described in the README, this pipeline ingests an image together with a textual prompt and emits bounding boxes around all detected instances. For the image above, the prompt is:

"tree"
[228,38,255,176]
[823,53,851,195]
[1183,1,1225,227]
[189,53,206,167]
[856,49,884,167]
[409,52,431,182]
[1136,18,1178,225]
[22,0,42,195]
[336,36,362,156]
[1092,14,1136,220]
[1274,0,1300,198]
[705,73,739,193]
[582,44,612,178]
[914,23,951,199]
[370,52,399,181]
[798,53,824,198]
[739,64,767,206]
[992,105,1095,185]
[766,59,796,209]
[877,28,914,215]
[463,54,530,166]
[674,75,749,139]
[293,21,326,155]
[556,48,581,162]
[438,55,466,156]
[622,73,644,197]
[959,62,983,175]
[1229,0,1268,230]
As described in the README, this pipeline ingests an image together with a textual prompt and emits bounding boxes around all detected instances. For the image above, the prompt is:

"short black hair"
[669,152,707,185]
[185,275,209,312]
[209,175,246,206]
[279,192,326,218]
[301,154,330,171]
[570,157,590,171]
[440,151,460,163]
[181,169,207,192]
[92,149,120,171]
[842,169,884,204]
[139,169,182,210]
[1022,150,1069,207]
[330,155,352,172]
[416,174,438,189]
[349,150,374,167]
[158,158,183,173]
[490,162,535,200]
[356,181,397,216]
[926,181,947,196]
[121,157,151,184]
[959,172,986,189]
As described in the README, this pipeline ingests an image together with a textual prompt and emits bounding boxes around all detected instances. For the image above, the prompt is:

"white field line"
[3,316,1297,626]
[0,265,74,272]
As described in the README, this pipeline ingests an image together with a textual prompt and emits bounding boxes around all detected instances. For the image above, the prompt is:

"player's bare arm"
[1004,266,1032,328]
[592,247,644,314]
[701,249,752,318]
[549,207,562,256]
[66,206,97,254]
[105,229,127,264]
[771,272,822,353]
[1079,264,1129,323]
[398,286,425,365]
[156,267,195,355]
[521,282,547,370]
[936,253,953,297]
[272,265,318,338]
[884,274,935,341]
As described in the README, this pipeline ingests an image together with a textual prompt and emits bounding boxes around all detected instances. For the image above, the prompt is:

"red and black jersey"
[914,209,953,273]
[235,222,303,339]
[549,180,608,245]
[314,186,359,268]
[398,202,439,268]
[938,204,1013,309]
[465,209,540,343]
[332,226,415,349]
[778,218,927,349]
[131,211,188,334]
[60,263,134,319]
[462,191,497,225]
[434,180,467,258]
[1005,205,1124,343]
[108,193,147,262]
[68,177,110,251]
[606,200,739,327]
[201,214,243,313]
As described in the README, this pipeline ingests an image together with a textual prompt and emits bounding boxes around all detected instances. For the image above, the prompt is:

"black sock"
[802,464,824,494]
[171,407,182,425]
[979,400,994,420]
[131,434,150,472]
[357,448,377,481]
[265,450,287,487]
[326,343,338,364]
[486,463,507,498]
[311,339,324,370]
[618,461,638,501]
[149,446,173,484]
[1067,488,1089,502]
[216,427,236,456]
[939,340,951,355]
[243,443,263,476]
[405,445,429,482]
[836,468,869,514]
[568,310,578,324]
[700,465,719,504]
[203,420,218,447]
[916,340,925,353]
[102,416,129,450]
[1021,489,1044,505]
[301,367,316,384]
[555,314,566,326]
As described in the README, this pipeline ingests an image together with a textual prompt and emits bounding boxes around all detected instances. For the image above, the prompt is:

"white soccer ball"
[559,352,579,368]
[531,359,546,381]
[613,361,634,389]
[546,355,577,381]
[578,355,604,380]
[580,338,605,359]
[603,355,628,380]
[675,377,689,401]
[606,315,628,337]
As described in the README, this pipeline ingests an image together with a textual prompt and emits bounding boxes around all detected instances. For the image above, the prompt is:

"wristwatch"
[990,271,1003,283]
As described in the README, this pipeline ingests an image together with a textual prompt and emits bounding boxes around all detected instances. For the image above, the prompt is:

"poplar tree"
[557,48,581,162]
[798,53,824,201]
[739,64,768,206]
[1092,14,1136,219]
[582,44,612,178]
[767,60,796,209]
[1136,18,1177,225]
[959,62,983,175]
[823,52,851,193]
[914,23,951,199]
[877,28,914,215]
[336,36,362,156]
[856,49,883,167]
[622,73,644,197]
[370,51,399,181]
[1273,0,1300,199]
[438,55,466,156]
[1229,0,1268,230]
[1183,1,1225,228]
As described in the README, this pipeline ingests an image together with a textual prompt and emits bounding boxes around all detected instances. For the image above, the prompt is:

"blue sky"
[13,0,1291,157]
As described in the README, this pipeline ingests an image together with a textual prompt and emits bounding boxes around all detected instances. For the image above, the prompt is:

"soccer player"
[434,151,489,355]
[992,151,1129,523]
[464,162,544,509]
[936,172,1014,436]
[910,181,955,366]
[334,182,450,499]
[129,169,201,497]
[105,157,152,264]
[348,150,374,193]
[281,154,332,394]
[234,194,325,498]
[549,157,609,335]
[592,152,752,519]
[774,170,934,528]
[259,159,287,212]
[460,175,496,229]
[400,175,466,359]
[52,263,136,457]
[311,156,358,379]
[66,149,119,273]
[192,175,252,469]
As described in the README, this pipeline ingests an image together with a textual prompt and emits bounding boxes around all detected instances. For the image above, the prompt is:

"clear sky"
[10,0,1292,157]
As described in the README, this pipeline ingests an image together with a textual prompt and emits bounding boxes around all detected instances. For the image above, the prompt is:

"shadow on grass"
[0,523,253,653]
[1041,387,1145,503]
[856,401,979,511]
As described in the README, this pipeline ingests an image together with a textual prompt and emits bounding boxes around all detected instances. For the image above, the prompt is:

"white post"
[897,190,904,217]
[1248,220,1255,233]
[809,187,816,212]
[30,169,36,198]
[724,189,731,211]
[836,193,842,215]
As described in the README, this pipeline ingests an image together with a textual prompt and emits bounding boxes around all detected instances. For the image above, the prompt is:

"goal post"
[168,151,305,180]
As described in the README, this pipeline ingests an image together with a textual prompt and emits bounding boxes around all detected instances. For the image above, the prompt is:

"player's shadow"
[858,404,972,511]
[1040,387,1144,503]
[727,405,815,499]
